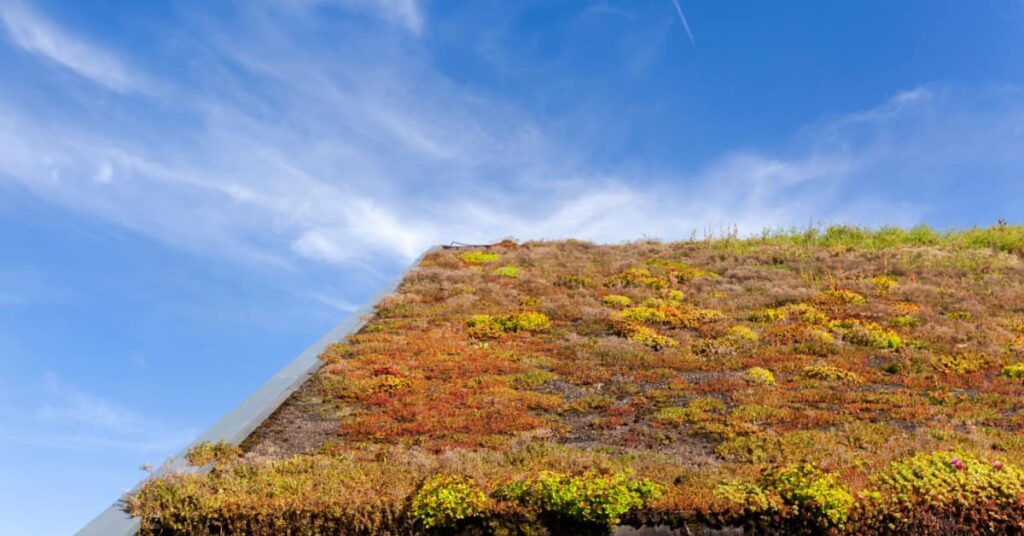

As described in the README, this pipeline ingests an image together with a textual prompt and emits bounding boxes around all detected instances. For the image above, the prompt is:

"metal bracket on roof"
[75,248,435,536]
[445,241,490,248]
[444,239,518,249]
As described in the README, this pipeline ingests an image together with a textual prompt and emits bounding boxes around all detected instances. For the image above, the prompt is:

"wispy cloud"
[0,4,1022,292]
[312,293,359,312]
[36,375,141,433]
[0,1,146,94]
[277,0,424,34]
[669,0,696,47]
[356,0,423,34]
[0,375,194,452]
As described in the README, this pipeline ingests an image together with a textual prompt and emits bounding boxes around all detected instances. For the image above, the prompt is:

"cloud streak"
[276,0,424,34]
[669,0,696,47]
[0,375,193,453]
[0,1,145,94]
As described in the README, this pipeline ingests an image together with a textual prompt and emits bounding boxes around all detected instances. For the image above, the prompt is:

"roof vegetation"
[129,224,1024,534]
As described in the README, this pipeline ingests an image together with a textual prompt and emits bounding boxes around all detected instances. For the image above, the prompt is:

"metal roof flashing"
[75,248,435,536]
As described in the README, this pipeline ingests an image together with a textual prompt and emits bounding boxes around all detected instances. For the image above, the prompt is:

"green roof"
[128,225,1024,534]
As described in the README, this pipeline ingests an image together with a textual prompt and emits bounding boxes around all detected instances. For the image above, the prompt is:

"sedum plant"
[467,312,551,338]
[716,464,854,531]
[602,294,633,307]
[494,471,662,527]
[492,265,521,278]
[410,475,489,529]
[858,451,1024,532]
[801,365,862,383]
[744,366,776,385]
[186,441,241,466]
[459,251,500,264]
[1002,362,1024,380]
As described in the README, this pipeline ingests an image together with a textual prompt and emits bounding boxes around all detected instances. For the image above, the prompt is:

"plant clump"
[819,289,867,305]
[725,325,759,342]
[744,367,776,385]
[1011,335,1024,353]
[602,294,632,307]
[654,398,725,428]
[869,275,899,293]
[185,441,242,466]
[651,406,690,426]
[458,251,500,264]
[410,475,489,529]
[646,258,720,282]
[492,265,521,278]
[1002,362,1024,380]
[932,352,988,374]
[554,275,594,288]
[606,268,668,289]
[467,312,551,338]
[623,324,677,350]
[800,365,862,383]
[889,314,919,328]
[755,303,828,324]
[858,451,1024,532]
[829,319,904,350]
[716,464,854,531]
[614,303,725,330]
[494,471,662,527]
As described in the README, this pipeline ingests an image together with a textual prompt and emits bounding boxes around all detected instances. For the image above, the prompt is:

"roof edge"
[75,247,437,536]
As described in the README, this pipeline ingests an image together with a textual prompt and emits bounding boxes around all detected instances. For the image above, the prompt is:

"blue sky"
[0,0,1022,533]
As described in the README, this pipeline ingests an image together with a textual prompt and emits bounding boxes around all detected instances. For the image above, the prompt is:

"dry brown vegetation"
[129,225,1024,535]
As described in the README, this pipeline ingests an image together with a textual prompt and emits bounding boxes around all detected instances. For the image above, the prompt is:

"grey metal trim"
[75,248,434,536]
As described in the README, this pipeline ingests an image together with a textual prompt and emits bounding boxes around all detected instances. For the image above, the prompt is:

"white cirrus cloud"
[1,3,1022,287]
[0,374,194,453]
[273,0,424,34]
[0,1,147,94]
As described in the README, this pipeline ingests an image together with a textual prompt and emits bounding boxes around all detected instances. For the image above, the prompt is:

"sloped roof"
[93,226,1024,534]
